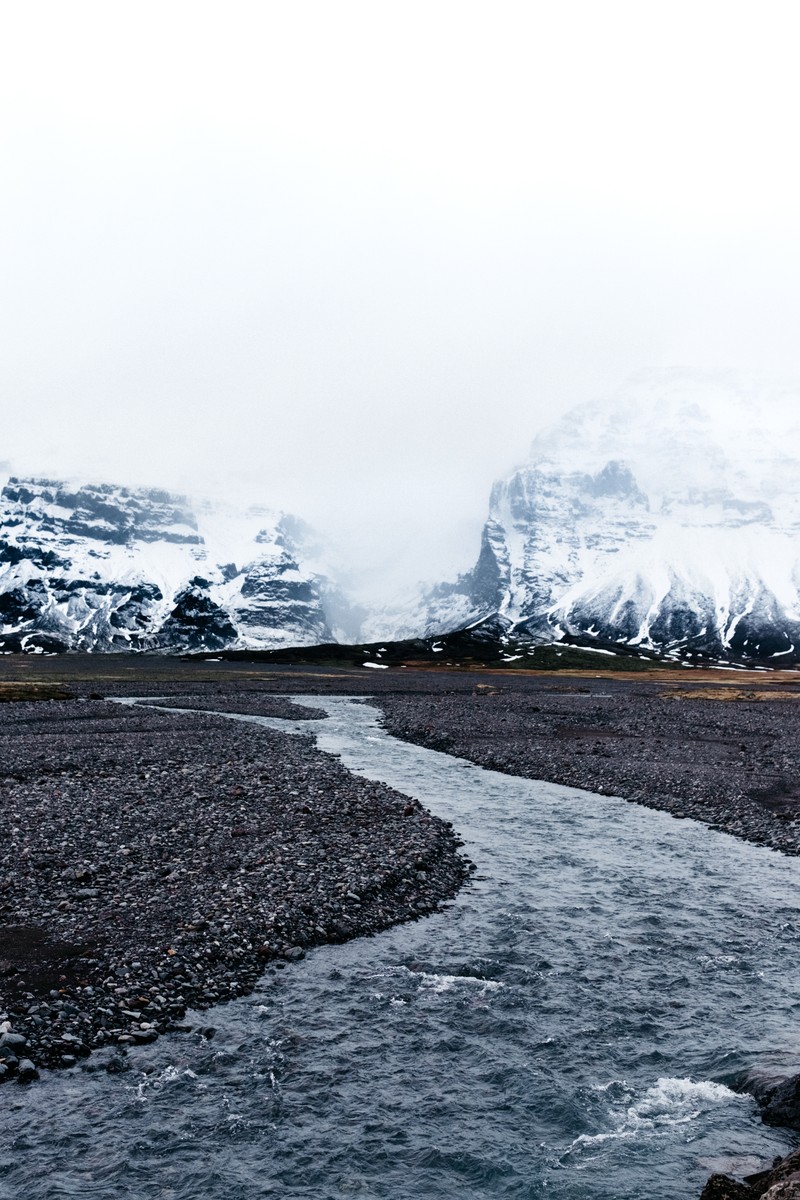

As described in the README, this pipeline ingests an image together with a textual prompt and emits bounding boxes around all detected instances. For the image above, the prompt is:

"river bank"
[98,656,800,859]
[3,669,800,1197]
[372,679,800,856]
[0,694,469,1078]
[3,658,800,1081]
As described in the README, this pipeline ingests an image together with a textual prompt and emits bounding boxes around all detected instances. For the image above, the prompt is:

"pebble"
[374,682,800,859]
[0,690,469,1078]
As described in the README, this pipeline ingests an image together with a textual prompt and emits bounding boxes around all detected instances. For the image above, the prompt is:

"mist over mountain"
[4,374,800,662]
[372,373,800,663]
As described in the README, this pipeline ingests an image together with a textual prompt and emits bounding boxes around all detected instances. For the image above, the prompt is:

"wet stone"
[0,692,469,1077]
[375,682,800,859]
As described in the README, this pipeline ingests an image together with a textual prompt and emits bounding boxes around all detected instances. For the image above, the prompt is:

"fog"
[2,2,800,600]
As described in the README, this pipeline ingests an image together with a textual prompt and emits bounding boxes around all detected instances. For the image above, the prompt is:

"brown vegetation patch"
[0,682,71,702]
[662,687,800,702]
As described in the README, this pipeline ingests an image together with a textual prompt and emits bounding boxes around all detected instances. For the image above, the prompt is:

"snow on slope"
[0,476,332,652]
[7,372,800,660]
[367,373,800,661]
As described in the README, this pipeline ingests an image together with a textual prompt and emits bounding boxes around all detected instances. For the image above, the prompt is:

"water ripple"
[2,696,799,1199]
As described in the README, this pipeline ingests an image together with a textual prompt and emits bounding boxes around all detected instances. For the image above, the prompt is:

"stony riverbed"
[0,695,469,1079]
[4,662,800,1086]
[372,682,800,857]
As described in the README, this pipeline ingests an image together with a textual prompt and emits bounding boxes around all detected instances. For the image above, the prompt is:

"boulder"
[700,1150,800,1200]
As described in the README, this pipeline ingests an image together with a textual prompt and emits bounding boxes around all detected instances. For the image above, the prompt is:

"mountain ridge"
[5,375,800,662]
[376,375,800,663]
[0,476,333,653]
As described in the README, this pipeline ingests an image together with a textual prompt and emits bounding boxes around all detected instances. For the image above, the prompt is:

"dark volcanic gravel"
[4,658,800,1084]
[374,684,800,856]
[138,694,327,718]
[0,698,469,1081]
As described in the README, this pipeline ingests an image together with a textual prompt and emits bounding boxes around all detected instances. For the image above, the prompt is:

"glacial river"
[2,696,800,1199]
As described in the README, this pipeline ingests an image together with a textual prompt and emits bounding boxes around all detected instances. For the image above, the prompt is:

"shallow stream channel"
[3,695,800,1199]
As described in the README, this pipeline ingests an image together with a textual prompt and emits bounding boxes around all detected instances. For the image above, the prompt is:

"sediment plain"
[0,673,469,1079]
[1,654,799,1086]
[374,676,800,857]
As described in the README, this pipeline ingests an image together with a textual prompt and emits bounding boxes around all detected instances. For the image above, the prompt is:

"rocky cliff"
[375,375,800,663]
[0,477,332,652]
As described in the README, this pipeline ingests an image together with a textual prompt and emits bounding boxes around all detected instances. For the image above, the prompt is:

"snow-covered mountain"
[370,373,800,662]
[0,476,333,652]
[7,374,800,661]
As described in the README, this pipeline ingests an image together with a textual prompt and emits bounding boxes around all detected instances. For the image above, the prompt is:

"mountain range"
[0,478,332,653]
[4,374,800,662]
[365,374,800,663]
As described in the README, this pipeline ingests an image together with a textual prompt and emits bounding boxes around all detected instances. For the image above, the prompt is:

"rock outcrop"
[0,477,332,652]
[700,1147,800,1199]
[735,1067,800,1132]
[380,373,800,663]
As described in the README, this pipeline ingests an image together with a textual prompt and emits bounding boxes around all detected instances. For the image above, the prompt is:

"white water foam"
[128,1064,203,1104]
[568,1078,746,1151]
[375,965,506,996]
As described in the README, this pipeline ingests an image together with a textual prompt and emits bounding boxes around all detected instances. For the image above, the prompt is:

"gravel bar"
[0,697,470,1081]
[4,664,800,1083]
[374,683,800,855]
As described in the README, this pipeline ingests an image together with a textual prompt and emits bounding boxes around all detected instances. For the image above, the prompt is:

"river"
[2,695,799,1199]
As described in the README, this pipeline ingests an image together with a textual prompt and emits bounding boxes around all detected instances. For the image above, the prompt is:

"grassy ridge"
[187,631,669,672]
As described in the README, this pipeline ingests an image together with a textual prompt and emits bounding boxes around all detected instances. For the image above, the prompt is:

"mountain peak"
[367,375,800,663]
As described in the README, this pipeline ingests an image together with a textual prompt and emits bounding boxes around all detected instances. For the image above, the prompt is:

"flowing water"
[2,696,800,1199]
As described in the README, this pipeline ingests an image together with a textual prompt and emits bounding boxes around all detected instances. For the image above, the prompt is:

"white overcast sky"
[3,1,800,597]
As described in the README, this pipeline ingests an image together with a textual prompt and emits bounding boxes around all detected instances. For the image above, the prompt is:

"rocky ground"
[3,655,800,1098]
[371,680,800,857]
[0,693,470,1081]
[700,1146,800,1198]
[136,693,328,718]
